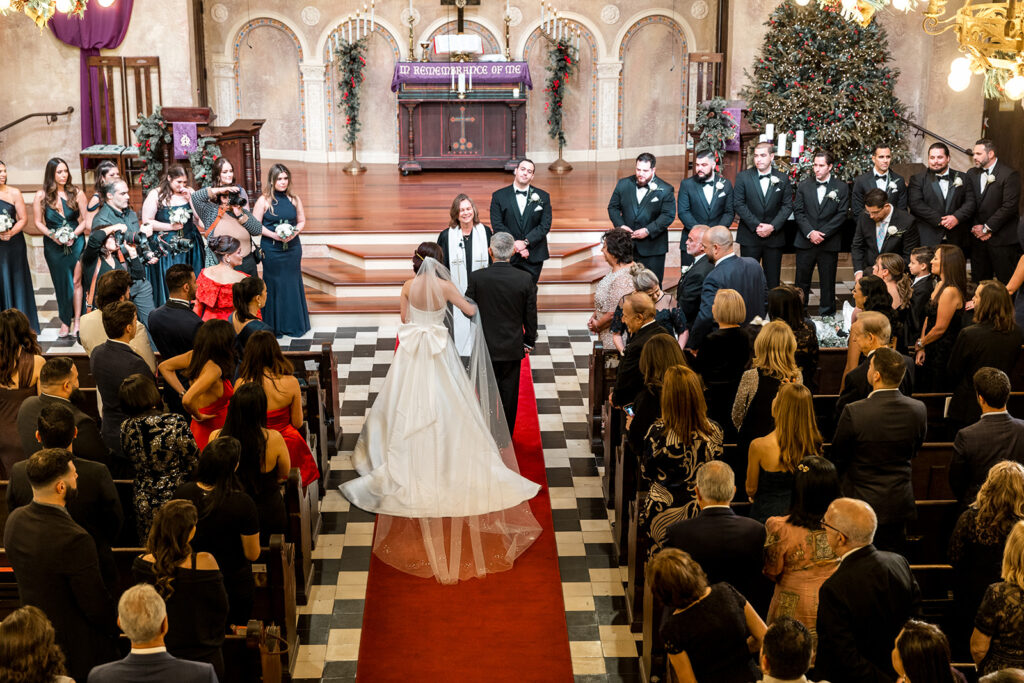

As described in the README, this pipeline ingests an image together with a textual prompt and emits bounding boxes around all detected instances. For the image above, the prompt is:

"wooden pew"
[285,469,314,606]
[906,500,960,565]
[601,400,622,509]
[911,563,956,635]
[588,341,620,458]
[913,443,955,501]
[818,347,848,395]
[252,534,298,679]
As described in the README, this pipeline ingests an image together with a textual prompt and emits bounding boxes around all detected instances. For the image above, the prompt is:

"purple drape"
[50,0,135,151]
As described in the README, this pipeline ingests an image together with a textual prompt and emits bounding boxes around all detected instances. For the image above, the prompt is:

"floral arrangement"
[544,39,579,145]
[167,206,191,227]
[0,213,13,234]
[694,98,737,165]
[1,0,88,29]
[334,38,367,149]
[134,108,223,191]
[53,224,76,255]
[274,222,296,249]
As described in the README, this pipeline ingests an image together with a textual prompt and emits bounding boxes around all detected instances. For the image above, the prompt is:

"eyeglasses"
[821,521,845,536]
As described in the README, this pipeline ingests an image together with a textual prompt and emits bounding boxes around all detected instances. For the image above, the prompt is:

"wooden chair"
[120,56,162,184]
[683,52,725,178]
[80,56,130,184]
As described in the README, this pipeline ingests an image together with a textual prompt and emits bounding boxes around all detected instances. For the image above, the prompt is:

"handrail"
[0,106,74,135]
[897,115,971,156]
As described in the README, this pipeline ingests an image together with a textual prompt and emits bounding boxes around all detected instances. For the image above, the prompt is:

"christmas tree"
[741,3,910,180]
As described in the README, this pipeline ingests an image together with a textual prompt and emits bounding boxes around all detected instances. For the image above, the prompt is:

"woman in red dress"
[237,330,319,487]
[194,235,247,321]
[158,319,236,449]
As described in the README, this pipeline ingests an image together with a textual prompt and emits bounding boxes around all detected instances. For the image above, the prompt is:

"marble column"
[596,61,623,161]
[300,63,328,160]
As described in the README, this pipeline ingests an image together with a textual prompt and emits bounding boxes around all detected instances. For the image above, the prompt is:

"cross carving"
[449,106,476,151]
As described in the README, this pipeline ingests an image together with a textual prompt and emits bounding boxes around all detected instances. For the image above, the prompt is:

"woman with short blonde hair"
[712,288,746,327]
[972,519,1024,673]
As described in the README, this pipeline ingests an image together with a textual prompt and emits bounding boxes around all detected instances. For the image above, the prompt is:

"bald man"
[610,292,671,408]
[814,498,920,683]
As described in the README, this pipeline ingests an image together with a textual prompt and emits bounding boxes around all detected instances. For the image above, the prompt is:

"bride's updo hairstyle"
[208,235,241,262]
[412,242,443,274]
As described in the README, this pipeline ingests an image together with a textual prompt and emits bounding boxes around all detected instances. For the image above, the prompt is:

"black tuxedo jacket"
[967,162,1021,247]
[464,262,538,362]
[832,389,927,524]
[663,506,771,613]
[677,174,735,237]
[907,168,976,247]
[147,299,203,359]
[946,321,1024,424]
[16,393,109,465]
[489,185,552,263]
[732,167,793,248]
[834,352,915,419]
[951,412,1024,504]
[851,207,920,274]
[3,502,120,681]
[815,545,920,683]
[612,322,672,407]
[851,170,908,219]
[687,254,768,349]
[88,652,218,683]
[607,175,676,257]
[793,176,850,252]
[90,340,153,457]
[678,255,714,329]
[909,276,934,341]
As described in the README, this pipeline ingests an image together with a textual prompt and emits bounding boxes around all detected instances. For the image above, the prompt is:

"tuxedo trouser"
[739,244,783,288]
[794,248,838,316]
[635,253,666,284]
[492,358,523,433]
[971,239,1020,283]
[511,258,542,283]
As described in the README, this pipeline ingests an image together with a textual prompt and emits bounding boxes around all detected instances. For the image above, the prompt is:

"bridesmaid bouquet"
[274,222,296,250]
[54,224,76,255]
[0,213,13,234]
[168,206,191,227]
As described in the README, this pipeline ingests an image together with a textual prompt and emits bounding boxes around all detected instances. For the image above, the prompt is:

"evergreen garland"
[544,40,579,145]
[335,38,368,149]
[134,108,223,191]
[694,98,738,165]
[188,137,223,188]
[740,2,909,180]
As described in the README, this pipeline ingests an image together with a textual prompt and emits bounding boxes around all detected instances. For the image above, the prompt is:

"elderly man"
[758,617,818,683]
[87,583,217,682]
[814,498,920,683]
[678,224,713,344]
[611,291,672,409]
[834,311,914,418]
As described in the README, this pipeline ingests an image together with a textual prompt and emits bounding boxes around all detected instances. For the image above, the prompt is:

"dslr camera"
[224,186,247,208]
[164,235,193,254]
[112,229,164,262]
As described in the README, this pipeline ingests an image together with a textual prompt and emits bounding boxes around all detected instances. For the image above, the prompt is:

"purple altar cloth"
[391,62,533,92]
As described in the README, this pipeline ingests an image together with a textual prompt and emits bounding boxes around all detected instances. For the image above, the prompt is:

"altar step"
[322,240,602,270]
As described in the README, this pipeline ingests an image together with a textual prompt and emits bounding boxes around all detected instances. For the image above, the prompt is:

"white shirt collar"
[167,297,192,306]
[693,253,706,264]
[985,159,998,173]
[702,504,731,510]
[982,410,1009,417]
[912,274,929,285]
[110,338,134,349]
[130,646,168,655]
[839,545,867,562]
[876,206,893,229]
[714,252,736,267]
[868,387,900,397]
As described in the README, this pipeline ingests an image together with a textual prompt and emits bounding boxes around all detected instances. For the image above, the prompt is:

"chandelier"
[790,0,917,28]
[0,0,116,29]
[924,0,1024,99]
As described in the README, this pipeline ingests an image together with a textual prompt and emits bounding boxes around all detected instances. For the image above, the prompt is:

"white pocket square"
[651,197,660,203]
[534,206,542,212]
[718,192,726,198]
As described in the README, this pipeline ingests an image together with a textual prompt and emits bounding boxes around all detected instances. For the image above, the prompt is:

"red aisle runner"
[356,356,573,682]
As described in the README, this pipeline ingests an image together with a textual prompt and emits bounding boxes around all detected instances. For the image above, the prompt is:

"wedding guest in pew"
[947,281,1024,429]
[647,547,767,683]
[0,606,74,683]
[982,669,1024,682]
[229,276,272,356]
[119,373,199,542]
[193,236,248,322]
[610,291,672,411]
[132,500,229,679]
[663,461,771,616]
[746,285,820,393]
[16,356,109,465]
[608,266,687,353]
[814,498,921,683]
[758,617,817,683]
[692,289,750,443]
[173,437,260,629]
[972,520,1024,675]
[763,456,841,644]
[79,269,157,375]
[845,275,904,375]
[746,383,823,524]
[0,308,44,478]
[908,246,936,343]
[626,335,686,457]
[949,462,1024,660]
[873,253,916,352]
[148,264,203,416]
[916,244,968,392]
[891,619,964,683]
[8,403,122,592]
[835,311,914,419]
[951,368,1024,506]
[588,228,636,350]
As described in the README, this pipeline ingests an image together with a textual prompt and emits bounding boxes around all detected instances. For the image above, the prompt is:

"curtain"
[50,0,135,151]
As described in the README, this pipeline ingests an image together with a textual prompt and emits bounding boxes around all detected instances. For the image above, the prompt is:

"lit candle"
[458,72,466,94]
[777,133,787,157]
[765,123,775,139]
[469,70,473,90]
[370,1,374,31]
[575,27,580,50]
[451,68,456,90]
[356,11,361,40]
[408,0,413,14]
[794,130,805,156]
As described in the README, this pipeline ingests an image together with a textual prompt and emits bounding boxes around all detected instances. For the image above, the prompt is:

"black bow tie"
[700,177,714,185]
[759,174,772,180]
[515,189,528,197]
[817,181,828,187]
[875,174,887,181]
[935,172,949,180]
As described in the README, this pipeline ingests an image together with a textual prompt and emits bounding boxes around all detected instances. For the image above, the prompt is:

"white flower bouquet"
[0,213,13,234]
[275,222,296,250]
[168,206,191,226]
[54,223,76,255]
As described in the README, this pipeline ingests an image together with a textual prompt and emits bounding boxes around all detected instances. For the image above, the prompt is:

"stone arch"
[513,12,609,62]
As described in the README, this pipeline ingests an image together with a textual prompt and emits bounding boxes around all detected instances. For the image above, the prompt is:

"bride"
[340,242,542,583]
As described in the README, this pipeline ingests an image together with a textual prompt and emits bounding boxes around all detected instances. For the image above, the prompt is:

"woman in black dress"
[764,285,819,392]
[252,163,310,338]
[972,519,1024,674]
[916,244,967,393]
[648,548,766,683]
[132,499,229,678]
[0,161,40,332]
[230,276,272,356]
[210,382,290,543]
[693,288,751,443]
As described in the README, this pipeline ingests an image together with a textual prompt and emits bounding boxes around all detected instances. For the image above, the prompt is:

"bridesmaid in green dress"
[32,158,88,338]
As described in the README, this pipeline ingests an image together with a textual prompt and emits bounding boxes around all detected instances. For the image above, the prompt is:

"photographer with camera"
[141,164,206,307]
[87,180,156,326]
[189,158,263,277]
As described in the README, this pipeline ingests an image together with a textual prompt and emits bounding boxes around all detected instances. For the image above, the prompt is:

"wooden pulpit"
[160,107,265,197]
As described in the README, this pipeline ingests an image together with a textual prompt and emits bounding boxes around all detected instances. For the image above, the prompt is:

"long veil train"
[340,257,542,583]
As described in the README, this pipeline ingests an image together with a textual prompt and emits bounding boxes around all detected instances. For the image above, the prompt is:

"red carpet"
[356,357,573,682]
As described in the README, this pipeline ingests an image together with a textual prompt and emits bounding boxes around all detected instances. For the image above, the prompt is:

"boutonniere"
[769,176,780,185]
[530,192,540,203]
[826,190,838,201]
[886,225,899,236]
[648,180,658,192]
[887,180,899,192]
[715,180,725,191]
[953,176,963,187]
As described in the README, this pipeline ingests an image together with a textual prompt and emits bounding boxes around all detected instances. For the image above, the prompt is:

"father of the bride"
[466,232,538,433]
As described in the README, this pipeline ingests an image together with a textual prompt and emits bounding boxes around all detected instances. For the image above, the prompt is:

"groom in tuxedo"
[489,158,552,283]
[606,152,677,283]
[465,232,538,433]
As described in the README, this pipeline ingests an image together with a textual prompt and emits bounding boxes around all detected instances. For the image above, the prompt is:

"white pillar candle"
[469,70,473,90]
[759,134,770,143]
[777,133,787,157]
[370,1,374,31]
[512,86,520,98]
[794,130,805,156]
[765,123,775,139]
[451,69,456,90]
[458,72,466,93]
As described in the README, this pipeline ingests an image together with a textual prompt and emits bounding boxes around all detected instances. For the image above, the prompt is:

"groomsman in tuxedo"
[607,152,677,283]
[851,144,908,219]
[733,141,793,288]
[851,189,919,279]
[967,138,1021,283]
[793,151,849,316]
[908,142,977,249]
[677,149,734,268]
[489,158,552,283]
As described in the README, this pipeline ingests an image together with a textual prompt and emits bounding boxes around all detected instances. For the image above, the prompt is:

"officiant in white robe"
[437,194,493,357]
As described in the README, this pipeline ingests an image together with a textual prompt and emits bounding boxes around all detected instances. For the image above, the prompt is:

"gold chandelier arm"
[922,15,958,33]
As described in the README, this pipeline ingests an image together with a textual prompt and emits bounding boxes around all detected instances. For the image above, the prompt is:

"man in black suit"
[686,225,767,349]
[90,301,153,469]
[607,152,676,283]
[733,141,793,288]
[968,138,1021,283]
[852,188,920,280]
[677,149,734,268]
[465,232,538,434]
[759,618,816,683]
[815,498,920,683]
[950,368,1024,505]
[851,144,908,219]
[611,292,672,408]
[835,311,914,419]
[678,225,713,342]
[908,246,935,339]
[9,402,122,590]
[3,449,120,682]
[147,264,202,416]
[17,356,108,464]
[489,158,552,282]
[663,461,771,614]
[832,347,927,554]
[908,142,977,249]
[793,150,849,317]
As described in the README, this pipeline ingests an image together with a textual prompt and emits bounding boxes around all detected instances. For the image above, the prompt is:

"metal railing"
[0,106,74,135]
[897,114,971,156]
